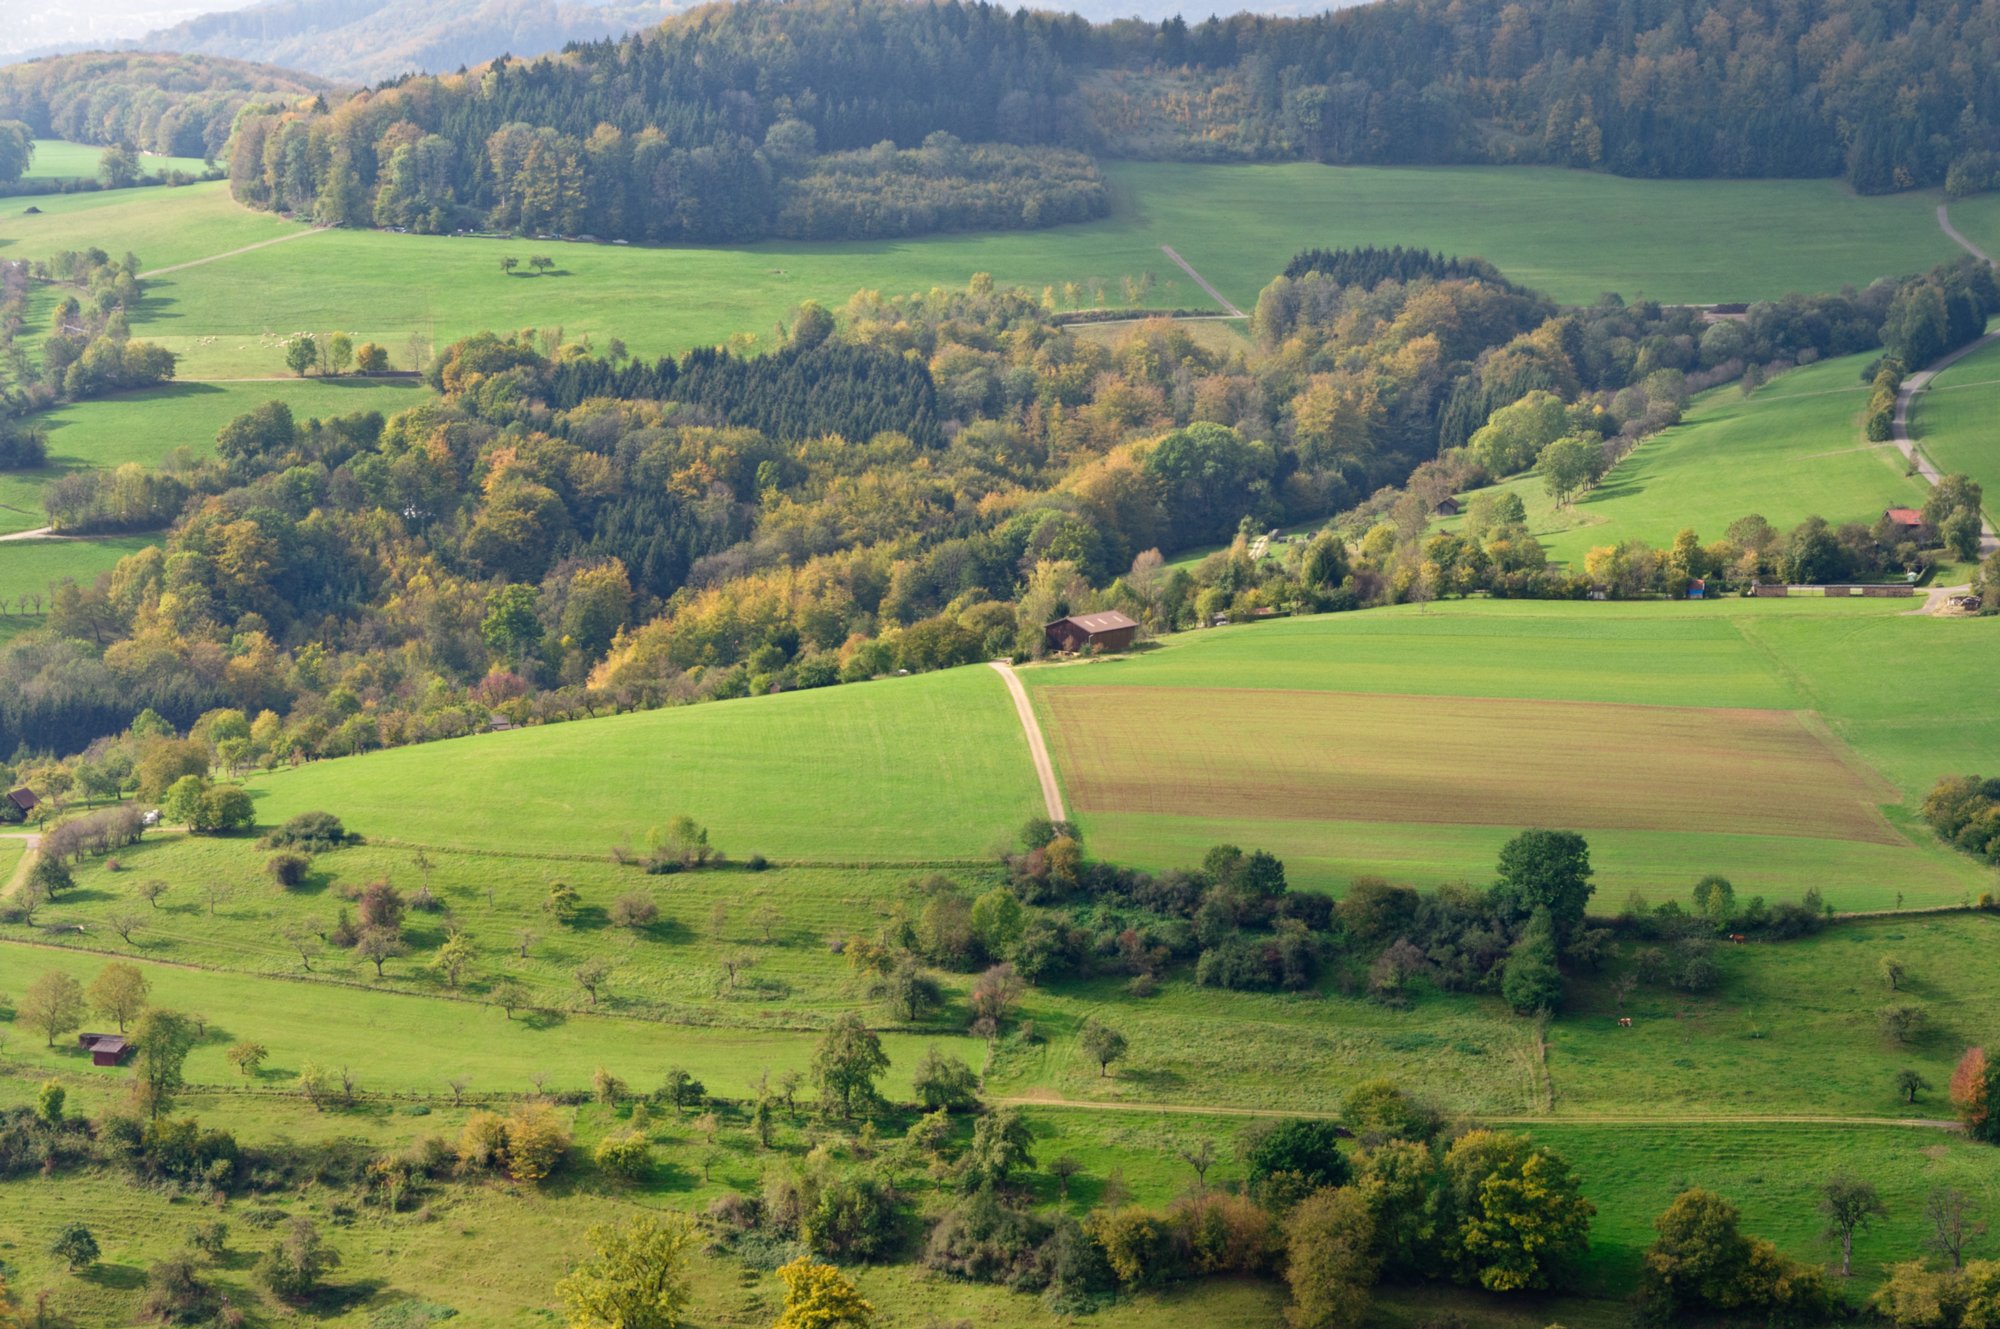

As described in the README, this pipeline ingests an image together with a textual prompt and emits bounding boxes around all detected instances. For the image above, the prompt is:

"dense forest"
[0,53,331,161]
[5,236,1992,766]
[222,0,2000,245]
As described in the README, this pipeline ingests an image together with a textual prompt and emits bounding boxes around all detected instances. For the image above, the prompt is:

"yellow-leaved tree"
[557,1214,697,1329]
[772,1258,874,1329]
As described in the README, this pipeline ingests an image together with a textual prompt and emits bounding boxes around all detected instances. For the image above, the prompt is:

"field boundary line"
[139,225,326,278]
[989,661,1067,823]
[1159,244,1246,317]
[993,1095,1962,1131]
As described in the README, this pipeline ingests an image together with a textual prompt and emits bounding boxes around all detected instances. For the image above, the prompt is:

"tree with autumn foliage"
[1952,1048,1999,1143]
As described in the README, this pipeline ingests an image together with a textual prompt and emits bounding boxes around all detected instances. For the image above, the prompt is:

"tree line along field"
[0,165,1972,384]
[1023,597,2000,904]
[1912,334,2000,522]
[1437,351,1941,572]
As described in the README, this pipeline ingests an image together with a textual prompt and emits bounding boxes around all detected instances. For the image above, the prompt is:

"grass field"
[1025,598,2000,903]
[21,140,212,181]
[1911,333,2000,519]
[0,167,1966,381]
[0,534,157,606]
[0,378,429,539]
[1443,353,1932,568]
[249,665,1041,862]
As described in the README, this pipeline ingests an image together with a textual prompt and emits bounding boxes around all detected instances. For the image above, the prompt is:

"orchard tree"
[226,1040,268,1078]
[1923,1186,1982,1269]
[812,1014,888,1118]
[555,1214,697,1329]
[433,933,474,988]
[1896,1069,1931,1104]
[1078,1018,1127,1077]
[774,1258,874,1329]
[88,961,150,1031]
[130,1008,198,1119]
[50,1222,100,1272]
[1819,1175,1885,1277]
[21,970,85,1046]
[256,1217,339,1302]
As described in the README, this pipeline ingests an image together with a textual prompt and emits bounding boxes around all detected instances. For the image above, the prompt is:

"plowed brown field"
[1040,687,1902,844]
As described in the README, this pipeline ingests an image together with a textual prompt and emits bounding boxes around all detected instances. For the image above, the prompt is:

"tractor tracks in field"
[1159,245,1246,318]
[138,226,326,279]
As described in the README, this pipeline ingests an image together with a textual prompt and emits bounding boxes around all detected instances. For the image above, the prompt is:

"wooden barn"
[78,1033,132,1067]
[1433,497,1462,517]
[1045,611,1139,654]
[3,787,38,822]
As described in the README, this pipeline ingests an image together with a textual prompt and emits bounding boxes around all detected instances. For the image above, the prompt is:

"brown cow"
[1617,1017,1633,1028]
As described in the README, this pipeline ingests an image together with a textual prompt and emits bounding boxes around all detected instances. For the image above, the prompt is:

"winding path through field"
[1891,327,2000,555]
[1938,203,1996,265]
[138,225,325,279]
[1160,244,1246,318]
[988,661,1067,823]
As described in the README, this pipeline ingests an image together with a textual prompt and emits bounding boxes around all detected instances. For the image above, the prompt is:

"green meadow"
[22,139,213,180]
[1444,353,1931,568]
[0,534,157,607]
[1911,333,2000,516]
[0,378,430,535]
[0,166,1968,381]
[249,664,1041,862]
[1023,597,2000,903]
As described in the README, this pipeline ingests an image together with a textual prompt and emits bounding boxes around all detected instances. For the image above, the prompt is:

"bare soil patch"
[1041,686,1902,844]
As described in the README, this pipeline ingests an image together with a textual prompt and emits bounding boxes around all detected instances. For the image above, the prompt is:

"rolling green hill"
[1911,333,2000,520]
[1441,353,1932,569]
[248,664,1040,863]
[22,140,212,180]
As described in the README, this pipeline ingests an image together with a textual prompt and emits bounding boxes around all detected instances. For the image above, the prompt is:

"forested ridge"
[0,53,333,162]
[216,0,2000,246]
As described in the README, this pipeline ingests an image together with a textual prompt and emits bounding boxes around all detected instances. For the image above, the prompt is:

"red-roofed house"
[1884,507,1926,533]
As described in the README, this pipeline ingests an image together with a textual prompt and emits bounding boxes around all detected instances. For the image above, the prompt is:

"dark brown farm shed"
[5,787,38,814]
[1433,497,1462,517]
[1045,611,1139,654]
[78,1033,132,1067]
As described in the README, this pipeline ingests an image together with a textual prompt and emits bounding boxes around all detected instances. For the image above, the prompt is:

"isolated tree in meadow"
[1078,1018,1127,1077]
[107,909,144,946]
[529,255,554,273]
[88,962,150,1031]
[1896,1069,1932,1103]
[1879,1003,1929,1046]
[774,1257,874,1329]
[21,970,85,1046]
[356,928,406,978]
[1879,955,1907,991]
[138,878,169,909]
[9,877,48,926]
[433,933,474,989]
[1179,1138,1218,1191]
[283,334,318,377]
[574,957,611,1005]
[226,1040,268,1078]
[1924,1186,1983,1269]
[499,256,519,275]
[1819,1175,1886,1277]
[753,902,783,943]
[515,928,541,958]
[50,1222,100,1273]
[201,880,234,915]
[30,855,72,899]
[660,1067,705,1113]
[37,1079,65,1124]
[911,1046,980,1112]
[282,922,322,971]
[491,979,531,1019]
[130,1008,197,1119]
[610,892,657,929]
[812,1013,889,1118]
[256,1217,339,1302]
[542,880,581,925]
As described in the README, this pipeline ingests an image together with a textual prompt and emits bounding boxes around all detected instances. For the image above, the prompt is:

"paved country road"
[1891,328,2000,557]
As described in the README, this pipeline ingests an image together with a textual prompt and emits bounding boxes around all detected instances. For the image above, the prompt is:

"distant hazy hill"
[133,0,692,82]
